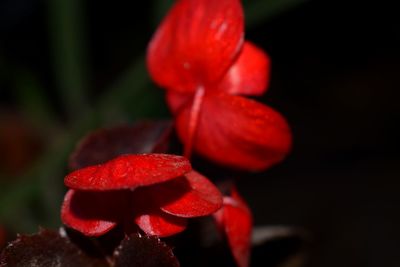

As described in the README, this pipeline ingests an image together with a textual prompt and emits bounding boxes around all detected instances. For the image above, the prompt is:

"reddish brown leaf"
[0,229,107,267]
[0,226,6,250]
[61,189,129,236]
[176,91,292,171]
[147,0,244,93]
[65,154,191,190]
[214,187,252,267]
[149,171,223,218]
[69,121,173,170]
[0,112,42,177]
[218,41,271,96]
[113,233,180,267]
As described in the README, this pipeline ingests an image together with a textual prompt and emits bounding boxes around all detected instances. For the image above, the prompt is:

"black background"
[1,0,400,266]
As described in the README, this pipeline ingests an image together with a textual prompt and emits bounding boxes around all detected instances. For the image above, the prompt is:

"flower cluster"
[61,154,222,237]
[147,0,292,171]
[59,1,292,267]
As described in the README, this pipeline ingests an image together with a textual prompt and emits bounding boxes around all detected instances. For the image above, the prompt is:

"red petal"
[65,154,191,190]
[214,187,252,267]
[61,189,125,236]
[165,91,192,115]
[134,210,187,238]
[147,0,244,93]
[176,92,292,171]
[219,41,271,96]
[132,189,187,237]
[149,171,223,218]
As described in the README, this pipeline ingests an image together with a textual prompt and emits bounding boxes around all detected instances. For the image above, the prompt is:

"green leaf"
[13,69,57,130]
[47,0,88,118]
[97,57,168,123]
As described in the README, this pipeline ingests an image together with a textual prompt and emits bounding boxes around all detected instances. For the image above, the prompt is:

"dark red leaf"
[132,188,187,237]
[69,121,173,170]
[149,171,223,218]
[0,226,6,250]
[218,41,271,96]
[0,112,42,177]
[147,0,244,93]
[65,154,191,190]
[0,229,107,267]
[113,233,180,267]
[214,187,252,267]
[61,189,130,236]
[176,91,292,171]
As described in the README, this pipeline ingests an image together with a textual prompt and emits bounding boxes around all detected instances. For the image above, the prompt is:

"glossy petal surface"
[219,41,271,96]
[61,189,123,236]
[150,171,223,218]
[132,188,187,237]
[147,0,244,93]
[176,92,292,171]
[134,211,187,238]
[214,188,252,267]
[65,154,191,190]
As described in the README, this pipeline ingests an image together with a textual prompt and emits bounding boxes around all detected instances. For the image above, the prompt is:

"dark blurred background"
[1,0,400,266]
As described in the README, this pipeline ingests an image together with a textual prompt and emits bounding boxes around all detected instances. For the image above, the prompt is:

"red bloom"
[147,0,292,171]
[61,154,222,237]
[214,187,252,267]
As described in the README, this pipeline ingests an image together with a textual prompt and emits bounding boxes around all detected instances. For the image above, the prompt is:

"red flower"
[147,0,292,171]
[61,154,223,237]
[214,186,252,267]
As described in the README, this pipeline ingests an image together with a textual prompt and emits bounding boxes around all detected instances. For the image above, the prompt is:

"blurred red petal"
[65,154,191,190]
[61,189,124,236]
[149,171,223,218]
[214,187,252,267]
[133,188,187,237]
[219,41,271,96]
[176,92,292,171]
[147,0,244,93]
[166,91,192,115]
